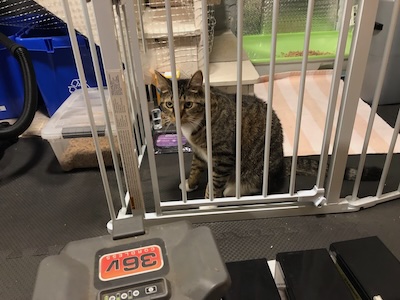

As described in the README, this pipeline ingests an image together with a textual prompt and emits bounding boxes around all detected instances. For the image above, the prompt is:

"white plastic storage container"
[41,89,116,170]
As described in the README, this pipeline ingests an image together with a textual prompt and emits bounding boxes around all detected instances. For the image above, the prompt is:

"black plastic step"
[330,236,400,300]
[223,258,281,300]
[276,248,353,300]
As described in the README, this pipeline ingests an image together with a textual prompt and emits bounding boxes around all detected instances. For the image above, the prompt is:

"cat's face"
[155,70,205,127]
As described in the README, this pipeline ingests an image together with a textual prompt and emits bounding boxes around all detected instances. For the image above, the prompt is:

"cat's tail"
[343,166,382,181]
[284,157,381,181]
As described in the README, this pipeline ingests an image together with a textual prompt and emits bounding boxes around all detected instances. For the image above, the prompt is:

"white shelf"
[209,60,259,87]
[209,31,260,91]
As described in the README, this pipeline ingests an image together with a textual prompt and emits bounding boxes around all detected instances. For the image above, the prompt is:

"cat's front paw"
[201,186,217,209]
[179,179,198,192]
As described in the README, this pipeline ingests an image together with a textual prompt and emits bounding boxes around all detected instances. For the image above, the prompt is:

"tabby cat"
[156,70,284,197]
[155,70,380,198]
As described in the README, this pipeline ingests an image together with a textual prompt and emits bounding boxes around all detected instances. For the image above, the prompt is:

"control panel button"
[145,285,158,295]
[100,278,168,300]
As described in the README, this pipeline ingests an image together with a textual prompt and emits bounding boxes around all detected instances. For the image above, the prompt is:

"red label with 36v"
[99,245,164,281]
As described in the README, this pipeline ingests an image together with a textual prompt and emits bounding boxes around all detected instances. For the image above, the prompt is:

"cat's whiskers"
[161,121,172,134]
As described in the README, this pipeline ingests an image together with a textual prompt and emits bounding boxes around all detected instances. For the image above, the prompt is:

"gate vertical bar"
[316,0,352,188]
[115,5,143,159]
[235,0,243,198]
[326,0,379,203]
[262,0,279,197]
[289,0,314,195]
[376,108,400,197]
[62,0,117,220]
[136,0,147,52]
[123,1,162,213]
[201,0,214,200]
[165,0,188,202]
[352,0,400,199]
[135,0,156,130]
[92,0,146,211]
[80,0,126,207]
[116,5,146,153]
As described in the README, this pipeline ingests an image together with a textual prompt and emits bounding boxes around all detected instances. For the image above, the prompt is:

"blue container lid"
[15,26,88,53]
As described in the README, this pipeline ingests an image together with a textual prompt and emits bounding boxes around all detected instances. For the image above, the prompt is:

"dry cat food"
[281,50,333,57]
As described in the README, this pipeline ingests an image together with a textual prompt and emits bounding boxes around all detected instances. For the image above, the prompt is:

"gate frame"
[60,0,400,226]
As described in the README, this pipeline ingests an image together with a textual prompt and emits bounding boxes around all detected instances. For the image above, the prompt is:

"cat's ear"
[155,71,171,94]
[188,70,203,92]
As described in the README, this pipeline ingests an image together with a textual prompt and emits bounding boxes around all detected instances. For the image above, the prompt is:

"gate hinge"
[297,186,327,208]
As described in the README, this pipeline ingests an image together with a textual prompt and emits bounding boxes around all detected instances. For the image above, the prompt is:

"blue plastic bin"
[15,27,106,116]
[0,25,25,120]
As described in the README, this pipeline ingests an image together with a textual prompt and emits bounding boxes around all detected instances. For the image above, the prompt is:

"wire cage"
[242,0,340,35]
[0,0,66,29]
[135,0,217,78]
[8,0,400,226]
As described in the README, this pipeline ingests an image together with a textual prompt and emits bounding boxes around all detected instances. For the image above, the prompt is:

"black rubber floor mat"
[1,138,400,299]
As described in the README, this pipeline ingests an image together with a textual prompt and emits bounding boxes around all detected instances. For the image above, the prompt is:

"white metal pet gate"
[51,0,400,224]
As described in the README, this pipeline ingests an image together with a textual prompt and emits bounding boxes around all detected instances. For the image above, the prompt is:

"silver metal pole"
[122,2,162,213]
[316,0,352,189]
[62,0,116,220]
[262,0,279,197]
[201,0,214,201]
[115,4,143,159]
[289,0,314,196]
[119,5,147,162]
[120,7,146,150]
[79,0,126,207]
[136,0,147,52]
[235,0,243,198]
[92,0,146,212]
[326,0,379,202]
[352,0,400,199]
[165,0,188,202]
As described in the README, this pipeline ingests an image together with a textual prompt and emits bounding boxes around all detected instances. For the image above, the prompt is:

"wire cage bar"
[50,0,400,225]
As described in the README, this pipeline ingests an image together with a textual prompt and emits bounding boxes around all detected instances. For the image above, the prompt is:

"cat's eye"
[184,102,193,109]
[165,101,173,109]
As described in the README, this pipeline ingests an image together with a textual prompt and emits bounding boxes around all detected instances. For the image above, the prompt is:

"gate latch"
[297,186,327,207]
